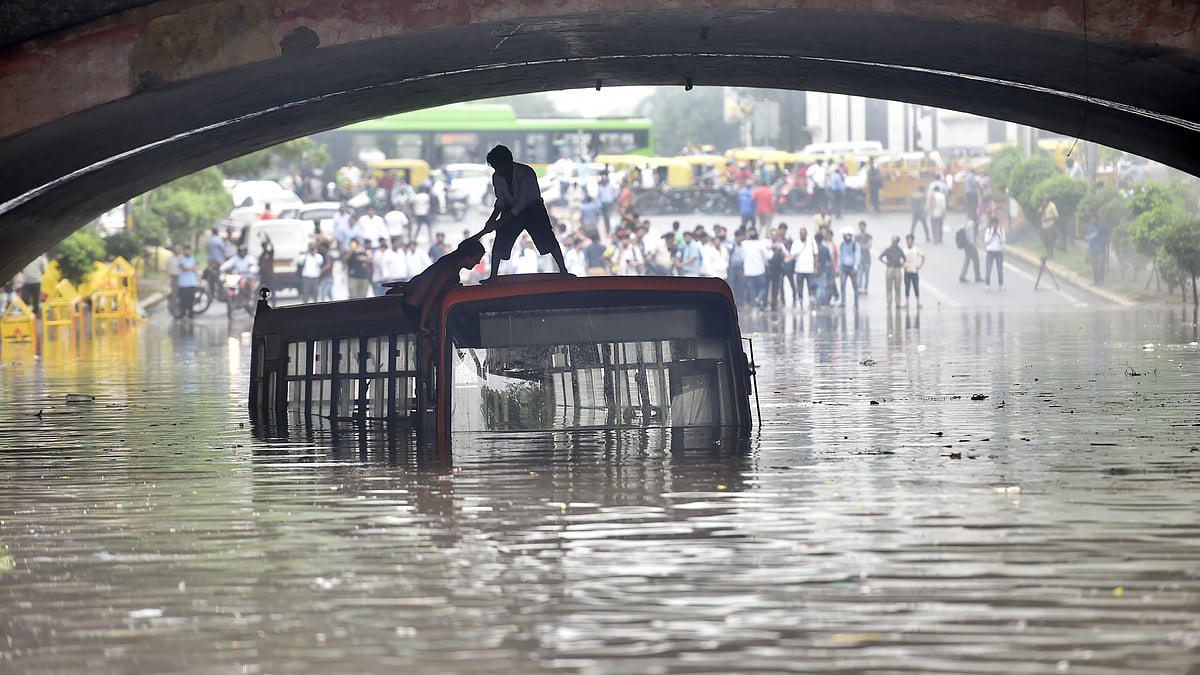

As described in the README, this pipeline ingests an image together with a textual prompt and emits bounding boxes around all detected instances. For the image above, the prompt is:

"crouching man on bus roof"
[480,144,570,280]
[395,237,486,337]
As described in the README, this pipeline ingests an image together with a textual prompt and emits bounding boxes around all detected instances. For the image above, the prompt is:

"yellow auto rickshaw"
[365,158,431,186]
[595,154,691,188]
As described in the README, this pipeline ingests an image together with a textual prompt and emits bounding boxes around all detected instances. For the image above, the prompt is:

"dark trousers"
[178,286,197,317]
[20,282,41,314]
[746,274,766,307]
[960,244,981,281]
[986,251,1004,286]
[931,217,945,244]
[911,213,929,241]
[1090,252,1106,285]
[904,271,920,300]
[794,272,815,306]
[729,268,746,305]
[766,272,784,308]
[839,265,859,306]
[831,190,844,218]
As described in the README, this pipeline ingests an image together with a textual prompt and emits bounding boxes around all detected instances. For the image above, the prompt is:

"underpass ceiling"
[0,4,1198,281]
[0,0,158,47]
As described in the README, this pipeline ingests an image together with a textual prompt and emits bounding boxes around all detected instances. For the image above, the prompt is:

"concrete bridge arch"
[1,0,1198,280]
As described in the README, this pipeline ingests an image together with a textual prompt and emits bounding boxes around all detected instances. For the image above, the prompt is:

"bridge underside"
[2,7,1199,280]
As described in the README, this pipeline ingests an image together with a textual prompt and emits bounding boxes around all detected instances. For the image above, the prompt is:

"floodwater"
[2,306,1199,674]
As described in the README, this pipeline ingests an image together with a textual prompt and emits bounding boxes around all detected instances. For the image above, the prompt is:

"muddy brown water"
[2,307,1198,673]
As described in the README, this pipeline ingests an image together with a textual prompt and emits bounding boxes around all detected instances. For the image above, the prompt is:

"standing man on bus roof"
[480,145,569,280]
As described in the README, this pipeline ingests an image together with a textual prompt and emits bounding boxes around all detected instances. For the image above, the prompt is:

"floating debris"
[971,394,989,401]
[127,608,163,619]
[859,358,877,366]
[65,393,95,403]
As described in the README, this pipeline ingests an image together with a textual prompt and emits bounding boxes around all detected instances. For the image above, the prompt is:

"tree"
[130,167,230,248]
[986,146,1024,195]
[1125,182,1190,259]
[1160,219,1200,312]
[636,87,741,155]
[1006,154,1060,226]
[219,138,330,179]
[50,230,106,285]
[1077,187,1128,229]
[1032,174,1088,248]
[103,229,143,262]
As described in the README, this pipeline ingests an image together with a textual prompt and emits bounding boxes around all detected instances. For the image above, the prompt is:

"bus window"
[446,305,740,433]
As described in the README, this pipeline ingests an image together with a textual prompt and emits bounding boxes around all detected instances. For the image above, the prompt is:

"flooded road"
[2,306,1199,673]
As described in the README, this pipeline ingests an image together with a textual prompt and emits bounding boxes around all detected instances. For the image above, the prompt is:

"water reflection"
[2,307,1199,672]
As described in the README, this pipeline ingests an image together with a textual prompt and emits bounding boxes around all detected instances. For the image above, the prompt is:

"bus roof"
[343,103,652,133]
[440,274,738,314]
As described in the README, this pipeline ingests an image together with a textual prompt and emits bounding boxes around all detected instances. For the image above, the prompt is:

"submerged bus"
[316,103,654,171]
[249,275,754,449]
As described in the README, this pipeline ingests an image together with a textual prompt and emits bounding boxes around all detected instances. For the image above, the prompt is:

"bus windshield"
[446,304,742,433]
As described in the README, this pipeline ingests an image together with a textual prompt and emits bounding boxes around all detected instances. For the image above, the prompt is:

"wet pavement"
[2,286,1200,672]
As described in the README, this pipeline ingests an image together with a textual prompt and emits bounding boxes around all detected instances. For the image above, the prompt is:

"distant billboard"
[723,87,753,123]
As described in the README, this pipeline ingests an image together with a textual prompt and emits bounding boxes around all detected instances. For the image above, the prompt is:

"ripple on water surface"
[2,309,1199,673]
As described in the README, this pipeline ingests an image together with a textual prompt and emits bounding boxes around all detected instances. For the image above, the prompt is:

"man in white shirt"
[789,227,817,310]
[405,241,432,279]
[550,154,576,204]
[370,238,392,296]
[513,237,541,274]
[902,234,926,308]
[564,238,588,276]
[332,204,354,253]
[741,229,770,307]
[617,234,644,276]
[926,185,948,244]
[481,145,569,279]
[295,242,323,303]
[384,209,409,240]
[378,239,407,287]
[412,187,433,242]
[699,232,726,279]
[354,207,388,246]
[806,160,829,210]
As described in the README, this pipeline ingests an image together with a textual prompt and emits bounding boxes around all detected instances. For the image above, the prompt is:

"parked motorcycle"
[695,187,738,215]
[447,194,470,221]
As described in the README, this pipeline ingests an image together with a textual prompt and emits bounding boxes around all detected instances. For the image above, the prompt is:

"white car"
[276,201,343,238]
[242,218,317,292]
[226,180,305,229]
[442,163,493,208]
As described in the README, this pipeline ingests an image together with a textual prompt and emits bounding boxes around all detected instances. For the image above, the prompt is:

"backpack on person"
[955,227,968,250]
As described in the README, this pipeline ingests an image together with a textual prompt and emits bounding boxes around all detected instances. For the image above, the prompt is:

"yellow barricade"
[92,288,129,326]
[42,279,84,342]
[1,296,38,347]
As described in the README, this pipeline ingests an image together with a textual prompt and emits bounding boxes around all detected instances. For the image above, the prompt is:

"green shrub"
[1160,219,1200,282]
[1031,175,1088,225]
[1077,187,1128,228]
[50,230,106,284]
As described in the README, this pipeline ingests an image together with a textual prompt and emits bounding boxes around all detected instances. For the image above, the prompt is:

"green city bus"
[315,103,654,171]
